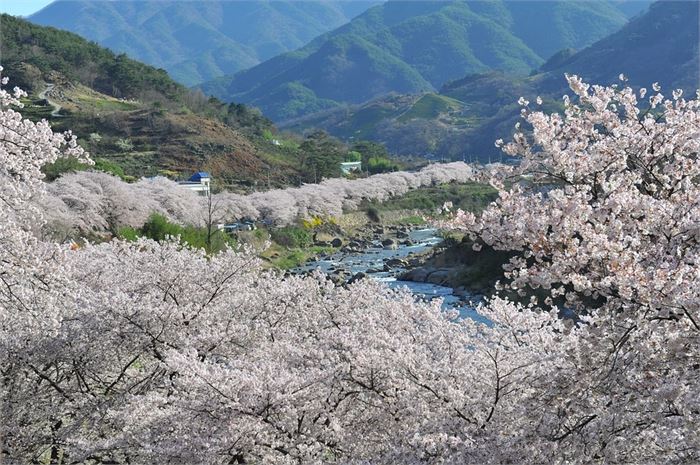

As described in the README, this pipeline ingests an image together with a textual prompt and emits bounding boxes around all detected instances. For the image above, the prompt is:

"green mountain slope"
[28,0,378,86]
[201,0,649,121]
[0,14,345,187]
[282,1,697,161]
[537,0,699,92]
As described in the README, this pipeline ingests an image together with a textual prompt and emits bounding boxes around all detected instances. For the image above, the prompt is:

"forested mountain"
[29,0,378,86]
[200,0,651,121]
[536,0,699,93]
[0,14,349,187]
[283,0,697,160]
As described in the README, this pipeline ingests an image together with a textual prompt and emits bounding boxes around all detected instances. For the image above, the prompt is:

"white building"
[179,171,211,196]
[340,161,362,175]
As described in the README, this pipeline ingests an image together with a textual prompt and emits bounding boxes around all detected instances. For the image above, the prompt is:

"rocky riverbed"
[294,224,488,321]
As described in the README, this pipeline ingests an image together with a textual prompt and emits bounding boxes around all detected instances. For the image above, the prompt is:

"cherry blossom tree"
[38,172,205,235]
[2,67,699,465]
[37,161,480,234]
[446,74,700,462]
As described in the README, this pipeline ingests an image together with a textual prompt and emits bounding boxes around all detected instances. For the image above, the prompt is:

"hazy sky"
[0,0,54,17]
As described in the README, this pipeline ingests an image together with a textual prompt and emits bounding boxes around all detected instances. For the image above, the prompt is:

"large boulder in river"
[331,238,343,248]
[401,268,430,282]
[426,269,453,285]
[385,258,408,268]
[381,238,395,247]
[347,272,367,285]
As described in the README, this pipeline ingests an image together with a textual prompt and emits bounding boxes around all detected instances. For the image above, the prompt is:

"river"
[297,228,489,324]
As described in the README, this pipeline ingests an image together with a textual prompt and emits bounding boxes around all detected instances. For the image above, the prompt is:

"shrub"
[42,157,89,181]
[366,207,381,223]
[140,213,182,242]
[116,226,139,241]
[94,158,126,180]
[114,138,133,152]
[269,226,312,249]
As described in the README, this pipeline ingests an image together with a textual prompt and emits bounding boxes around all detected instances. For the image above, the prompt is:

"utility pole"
[205,186,213,251]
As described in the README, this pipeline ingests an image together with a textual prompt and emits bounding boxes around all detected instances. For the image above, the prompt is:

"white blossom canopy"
[1,68,698,464]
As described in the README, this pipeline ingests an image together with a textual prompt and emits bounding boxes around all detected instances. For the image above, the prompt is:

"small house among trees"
[178,171,211,196]
[340,161,362,175]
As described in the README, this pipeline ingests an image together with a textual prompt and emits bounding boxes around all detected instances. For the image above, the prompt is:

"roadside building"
[179,171,211,196]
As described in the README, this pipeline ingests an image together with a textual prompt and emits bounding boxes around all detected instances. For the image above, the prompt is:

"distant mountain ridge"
[200,0,652,121]
[29,0,379,86]
[282,0,697,161]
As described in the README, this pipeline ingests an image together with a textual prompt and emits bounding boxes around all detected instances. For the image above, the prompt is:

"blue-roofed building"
[178,172,211,196]
[189,172,211,183]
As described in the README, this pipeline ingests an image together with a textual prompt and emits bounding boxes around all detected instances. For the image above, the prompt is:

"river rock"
[381,238,395,247]
[426,269,452,285]
[314,232,335,243]
[329,273,345,285]
[396,230,410,239]
[331,238,343,248]
[453,286,470,298]
[385,258,408,268]
[347,272,367,285]
[401,268,429,282]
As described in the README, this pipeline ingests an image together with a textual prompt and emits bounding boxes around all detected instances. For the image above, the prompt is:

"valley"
[1,1,699,463]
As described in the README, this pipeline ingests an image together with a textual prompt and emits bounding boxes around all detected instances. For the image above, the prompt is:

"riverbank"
[257,209,431,270]
[292,224,495,323]
[399,237,513,297]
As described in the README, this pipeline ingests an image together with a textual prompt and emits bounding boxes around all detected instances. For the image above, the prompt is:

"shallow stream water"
[297,228,488,323]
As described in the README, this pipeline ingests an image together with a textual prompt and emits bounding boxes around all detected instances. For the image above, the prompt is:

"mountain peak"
[200,0,650,122]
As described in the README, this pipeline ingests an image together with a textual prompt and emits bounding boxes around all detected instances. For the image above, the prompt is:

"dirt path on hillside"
[38,84,63,117]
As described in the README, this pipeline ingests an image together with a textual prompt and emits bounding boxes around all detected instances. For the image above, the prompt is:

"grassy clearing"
[397,215,427,225]
[19,99,55,120]
[75,94,139,111]
[117,213,237,254]
[397,93,464,122]
[261,244,336,270]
